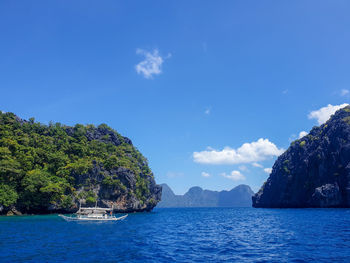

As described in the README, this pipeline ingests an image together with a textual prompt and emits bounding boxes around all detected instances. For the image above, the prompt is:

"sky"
[1,1,350,194]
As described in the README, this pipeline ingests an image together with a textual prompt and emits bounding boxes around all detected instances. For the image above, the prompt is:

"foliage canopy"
[0,112,152,212]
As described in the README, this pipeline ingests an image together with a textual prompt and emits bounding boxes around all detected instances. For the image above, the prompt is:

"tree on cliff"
[0,111,161,214]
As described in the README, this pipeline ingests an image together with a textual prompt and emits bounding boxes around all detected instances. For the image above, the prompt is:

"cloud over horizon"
[263,168,272,174]
[298,131,308,139]
[341,89,349,96]
[308,103,349,125]
[252,162,263,168]
[221,170,246,181]
[135,49,170,79]
[193,138,284,165]
[201,172,210,177]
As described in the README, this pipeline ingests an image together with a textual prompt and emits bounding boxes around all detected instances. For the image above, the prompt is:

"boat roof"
[79,207,113,211]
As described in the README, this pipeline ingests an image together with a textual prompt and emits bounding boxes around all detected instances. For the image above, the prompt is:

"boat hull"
[59,214,128,221]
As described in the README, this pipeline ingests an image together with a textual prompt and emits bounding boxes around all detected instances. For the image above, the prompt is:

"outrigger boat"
[59,206,128,221]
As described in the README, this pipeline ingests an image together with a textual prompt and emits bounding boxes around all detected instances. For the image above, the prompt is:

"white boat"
[59,207,128,221]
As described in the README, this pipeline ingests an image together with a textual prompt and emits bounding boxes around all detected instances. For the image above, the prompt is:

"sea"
[1,207,350,262]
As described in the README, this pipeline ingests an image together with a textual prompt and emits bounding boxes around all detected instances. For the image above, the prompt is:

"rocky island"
[0,112,161,215]
[158,184,254,207]
[253,105,350,208]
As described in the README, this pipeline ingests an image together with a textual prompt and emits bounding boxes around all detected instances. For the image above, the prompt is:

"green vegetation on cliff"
[0,111,156,213]
[253,105,350,208]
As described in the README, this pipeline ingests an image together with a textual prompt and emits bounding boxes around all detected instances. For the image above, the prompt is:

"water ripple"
[1,208,350,262]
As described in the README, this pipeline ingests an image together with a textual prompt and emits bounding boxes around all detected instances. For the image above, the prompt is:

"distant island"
[0,112,161,216]
[157,184,254,208]
[253,105,350,208]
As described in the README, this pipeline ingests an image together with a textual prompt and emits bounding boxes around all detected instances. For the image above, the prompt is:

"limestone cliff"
[0,112,161,215]
[253,105,350,208]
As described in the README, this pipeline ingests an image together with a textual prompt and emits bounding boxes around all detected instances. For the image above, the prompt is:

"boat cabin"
[76,207,113,219]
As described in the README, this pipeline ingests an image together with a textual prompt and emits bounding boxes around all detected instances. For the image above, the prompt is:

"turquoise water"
[1,208,350,262]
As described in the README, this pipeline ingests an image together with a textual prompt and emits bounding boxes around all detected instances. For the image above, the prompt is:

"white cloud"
[282,89,288,95]
[298,131,308,139]
[238,165,248,172]
[193,138,284,165]
[221,170,246,181]
[205,108,211,115]
[341,89,349,96]
[135,49,170,79]
[264,168,272,174]
[201,172,210,177]
[308,103,349,125]
[289,131,308,142]
[252,162,263,168]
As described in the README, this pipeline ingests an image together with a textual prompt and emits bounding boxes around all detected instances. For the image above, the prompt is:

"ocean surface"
[1,208,350,262]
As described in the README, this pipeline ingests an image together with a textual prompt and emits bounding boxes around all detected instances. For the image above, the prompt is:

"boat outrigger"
[59,206,128,221]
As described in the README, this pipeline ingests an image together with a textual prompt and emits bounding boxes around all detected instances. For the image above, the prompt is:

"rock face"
[72,160,162,213]
[0,112,161,215]
[157,184,254,208]
[253,105,350,208]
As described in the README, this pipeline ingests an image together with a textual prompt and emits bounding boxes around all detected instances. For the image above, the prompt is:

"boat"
[59,206,128,221]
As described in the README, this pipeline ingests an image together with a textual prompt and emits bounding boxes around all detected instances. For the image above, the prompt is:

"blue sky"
[1,1,350,194]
